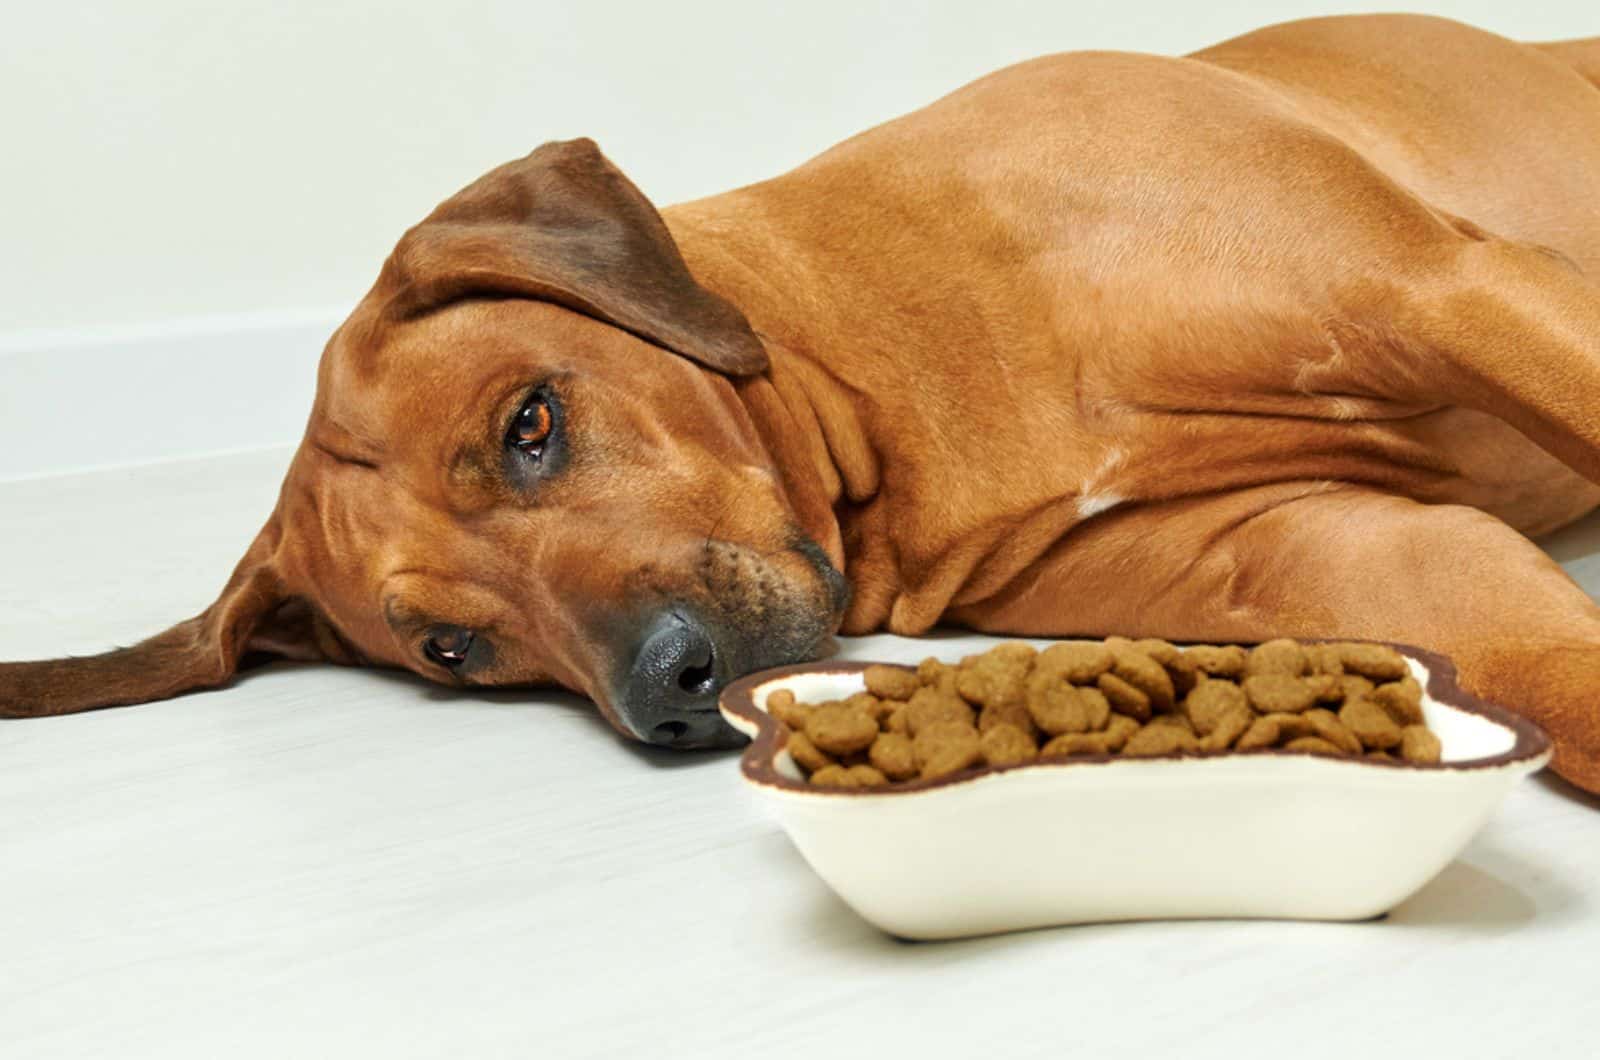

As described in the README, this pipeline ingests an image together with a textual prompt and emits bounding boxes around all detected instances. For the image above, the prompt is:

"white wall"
[1,1,1594,477]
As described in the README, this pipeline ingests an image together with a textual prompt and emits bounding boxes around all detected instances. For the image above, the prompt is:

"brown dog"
[6,14,1600,792]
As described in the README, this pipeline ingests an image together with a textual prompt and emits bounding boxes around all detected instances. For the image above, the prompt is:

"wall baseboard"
[0,308,344,483]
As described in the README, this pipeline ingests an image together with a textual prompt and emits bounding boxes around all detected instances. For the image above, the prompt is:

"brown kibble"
[1197,705,1254,752]
[808,764,857,787]
[1109,648,1176,712]
[767,689,813,730]
[980,723,1038,767]
[913,720,982,778]
[978,701,1039,740]
[786,730,834,773]
[1122,722,1198,757]
[1132,639,1180,665]
[955,656,1030,710]
[1041,731,1113,757]
[1371,676,1425,726]
[917,657,961,697]
[1258,712,1316,740]
[1184,678,1250,736]
[1304,708,1363,754]
[1304,673,1344,703]
[1242,673,1318,714]
[1400,725,1443,764]
[1338,643,1409,681]
[847,764,889,787]
[1097,671,1152,721]
[1026,679,1111,735]
[1103,713,1140,751]
[886,706,910,735]
[844,692,894,727]
[1339,674,1376,701]
[1184,644,1248,679]
[869,732,918,780]
[1284,737,1343,756]
[1034,641,1114,684]
[1339,697,1403,751]
[1163,652,1201,697]
[1246,638,1308,677]
[904,686,974,735]
[863,664,920,701]
[1235,716,1282,751]
[1304,643,1346,675]
[804,703,880,756]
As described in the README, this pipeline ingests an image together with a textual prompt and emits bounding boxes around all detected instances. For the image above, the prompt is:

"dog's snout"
[619,611,747,749]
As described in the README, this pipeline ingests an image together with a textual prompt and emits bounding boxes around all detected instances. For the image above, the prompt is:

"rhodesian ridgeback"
[6,14,1600,793]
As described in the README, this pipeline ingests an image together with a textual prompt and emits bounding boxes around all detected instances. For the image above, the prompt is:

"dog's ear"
[0,518,341,718]
[381,138,768,375]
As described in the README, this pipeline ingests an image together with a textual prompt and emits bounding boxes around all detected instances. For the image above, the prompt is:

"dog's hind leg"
[1397,235,1600,485]
[948,483,1600,795]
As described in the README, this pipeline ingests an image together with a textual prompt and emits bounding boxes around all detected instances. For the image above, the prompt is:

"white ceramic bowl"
[719,643,1551,940]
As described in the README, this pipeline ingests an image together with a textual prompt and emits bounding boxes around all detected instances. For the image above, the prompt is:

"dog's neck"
[664,177,1094,637]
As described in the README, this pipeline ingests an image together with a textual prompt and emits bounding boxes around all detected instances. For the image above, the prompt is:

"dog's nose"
[619,611,746,749]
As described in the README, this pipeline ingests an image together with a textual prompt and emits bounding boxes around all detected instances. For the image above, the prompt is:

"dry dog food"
[768,638,1443,788]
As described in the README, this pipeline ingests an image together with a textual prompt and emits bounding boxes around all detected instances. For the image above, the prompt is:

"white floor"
[3,448,1599,1060]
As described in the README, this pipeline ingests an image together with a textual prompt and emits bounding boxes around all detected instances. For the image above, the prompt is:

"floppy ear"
[381,137,768,375]
[0,520,339,718]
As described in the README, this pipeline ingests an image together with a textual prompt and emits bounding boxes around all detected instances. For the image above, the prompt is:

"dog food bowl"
[718,643,1550,940]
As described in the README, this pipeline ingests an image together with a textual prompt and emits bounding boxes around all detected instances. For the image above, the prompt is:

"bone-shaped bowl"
[718,643,1551,940]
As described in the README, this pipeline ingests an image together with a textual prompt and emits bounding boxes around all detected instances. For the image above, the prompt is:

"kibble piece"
[1184,679,1250,736]
[1258,712,1316,741]
[904,687,975,735]
[1367,750,1396,762]
[913,720,982,778]
[1109,648,1176,712]
[980,723,1038,767]
[1122,722,1198,757]
[917,657,961,697]
[809,764,857,787]
[956,657,1030,710]
[886,706,910,735]
[1184,644,1248,679]
[786,730,835,773]
[1034,641,1114,684]
[1132,639,1181,665]
[1247,638,1308,677]
[1027,680,1110,735]
[1339,674,1376,702]
[1242,673,1318,714]
[1041,731,1113,757]
[846,764,889,787]
[1305,673,1345,704]
[1163,652,1202,697]
[868,732,918,780]
[1097,672,1152,721]
[1103,713,1140,752]
[844,692,895,727]
[804,703,880,756]
[767,689,813,730]
[1304,708,1363,755]
[1370,676,1425,726]
[1198,704,1254,752]
[1235,716,1282,751]
[864,664,920,701]
[978,701,1039,740]
[1304,643,1346,675]
[1400,725,1443,764]
[1284,736,1343,756]
[1338,643,1409,681]
[1339,697,1403,751]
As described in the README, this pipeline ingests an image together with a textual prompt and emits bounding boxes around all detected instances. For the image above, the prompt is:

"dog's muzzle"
[616,610,748,749]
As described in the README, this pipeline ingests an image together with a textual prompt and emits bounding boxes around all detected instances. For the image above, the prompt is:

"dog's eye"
[422,627,475,669]
[507,392,553,459]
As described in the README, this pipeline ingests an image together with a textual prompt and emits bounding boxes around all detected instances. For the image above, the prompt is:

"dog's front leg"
[948,483,1600,794]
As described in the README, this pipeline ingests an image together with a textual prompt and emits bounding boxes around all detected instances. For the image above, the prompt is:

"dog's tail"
[1535,37,1600,92]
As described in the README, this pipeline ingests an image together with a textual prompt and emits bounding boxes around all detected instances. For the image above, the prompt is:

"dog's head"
[1,140,847,748]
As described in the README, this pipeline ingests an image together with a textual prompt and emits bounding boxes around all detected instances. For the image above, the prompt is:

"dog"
[5,14,1600,793]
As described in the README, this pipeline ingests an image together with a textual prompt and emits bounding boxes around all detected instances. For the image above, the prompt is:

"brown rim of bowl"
[718,640,1553,797]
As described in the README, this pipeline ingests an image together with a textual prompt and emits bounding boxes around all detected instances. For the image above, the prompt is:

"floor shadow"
[1385,859,1540,931]
[1532,770,1600,811]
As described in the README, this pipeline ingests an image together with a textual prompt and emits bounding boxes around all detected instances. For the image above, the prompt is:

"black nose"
[618,612,746,749]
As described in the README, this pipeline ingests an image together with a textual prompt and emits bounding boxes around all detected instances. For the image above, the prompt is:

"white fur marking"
[1077,491,1124,519]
